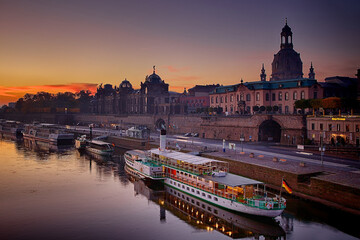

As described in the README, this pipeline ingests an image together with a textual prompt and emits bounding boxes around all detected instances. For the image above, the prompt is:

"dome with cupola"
[145,66,163,84]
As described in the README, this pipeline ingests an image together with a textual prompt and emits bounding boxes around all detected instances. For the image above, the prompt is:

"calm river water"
[0,139,358,240]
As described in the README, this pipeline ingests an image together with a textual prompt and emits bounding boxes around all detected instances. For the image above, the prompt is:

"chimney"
[160,129,166,151]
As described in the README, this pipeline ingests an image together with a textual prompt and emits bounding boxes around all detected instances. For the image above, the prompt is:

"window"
[346,125,350,132]
[178,183,181,187]
[293,92,298,100]
[356,125,359,132]
[230,95,233,102]
[285,106,289,113]
[301,91,305,100]
[182,185,185,189]
[272,93,276,101]
[214,209,218,214]
[285,92,289,100]
[220,97,223,103]
[216,97,218,103]
[240,94,244,101]
[237,94,239,101]
[314,92,318,99]
[246,94,251,101]
[266,93,269,101]
[214,197,218,201]
[320,123,323,130]
[196,190,200,195]
[256,92,260,101]
[337,124,341,131]
[191,189,195,192]
[208,195,212,199]
[329,124,332,131]
[225,96,228,103]
[278,92,283,101]
[186,187,190,190]
[202,193,206,196]
[311,123,315,130]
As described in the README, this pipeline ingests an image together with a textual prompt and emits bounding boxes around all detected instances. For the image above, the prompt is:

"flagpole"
[279,176,283,201]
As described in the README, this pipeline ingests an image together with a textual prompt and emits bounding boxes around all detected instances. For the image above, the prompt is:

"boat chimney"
[160,129,166,151]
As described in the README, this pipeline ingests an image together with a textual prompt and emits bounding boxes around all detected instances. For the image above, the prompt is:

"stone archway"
[155,118,166,130]
[258,120,281,142]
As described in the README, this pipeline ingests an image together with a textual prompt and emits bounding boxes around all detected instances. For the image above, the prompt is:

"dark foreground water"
[0,139,358,240]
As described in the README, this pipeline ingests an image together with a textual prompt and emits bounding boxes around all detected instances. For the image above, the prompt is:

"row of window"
[169,180,218,202]
[311,123,360,132]
[211,91,308,104]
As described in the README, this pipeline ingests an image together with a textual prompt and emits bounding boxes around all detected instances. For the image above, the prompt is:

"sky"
[0,0,359,105]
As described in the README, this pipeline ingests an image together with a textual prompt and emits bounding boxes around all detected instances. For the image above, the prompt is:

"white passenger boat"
[86,140,114,156]
[124,150,166,180]
[0,120,24,139]
[75,135,87,150]
[23,123,74,145]
[147,148,286,217]
[125,129,286,217]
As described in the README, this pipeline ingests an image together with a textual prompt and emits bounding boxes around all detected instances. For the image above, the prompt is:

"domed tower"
[119,78,133,93]
[141,66,169,95]
[270,20,303,81]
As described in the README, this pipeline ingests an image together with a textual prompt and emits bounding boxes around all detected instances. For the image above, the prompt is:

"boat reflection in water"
[23,139,73,154]
[128,167,286,239]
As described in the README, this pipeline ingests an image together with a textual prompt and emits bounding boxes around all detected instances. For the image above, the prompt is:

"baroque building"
[210,21,323,115]
[90,66,185,115]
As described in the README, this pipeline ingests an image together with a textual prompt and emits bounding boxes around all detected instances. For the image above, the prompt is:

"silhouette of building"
[90,66,185,115]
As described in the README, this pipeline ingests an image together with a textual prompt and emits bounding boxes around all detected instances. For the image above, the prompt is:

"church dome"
[120,79,132,89]
[145,66,163,84]
[146,73,162,84]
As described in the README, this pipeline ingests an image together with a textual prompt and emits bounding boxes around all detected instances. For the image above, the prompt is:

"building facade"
[179,84,219,113]
[90,67,185,115]
[210,22,323,115]
[307,116,360,146]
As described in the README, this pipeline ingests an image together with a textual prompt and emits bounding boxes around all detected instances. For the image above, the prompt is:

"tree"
[322,97,341,114]
[294,99,311,114]
[310,99,322,115]
[259,106,266,112]
[266,106,272,113]
[273,106,279,112]
[252,106,259,112]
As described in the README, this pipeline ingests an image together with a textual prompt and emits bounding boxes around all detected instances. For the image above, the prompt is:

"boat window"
[178,183,181,187]
[186,187,190,190]
[178,193,180,197]
[196,202,200,206]
[214,209,218,214]
[182,185,185,189]
[202,193,206,197]
[191,189,195,192]
[191,199,195,204]
[208,207,212,212]
[186,197,190,201]
[202,204,206,209]
[214,197,218,201]
[182,195,185,199]
[196,191,200,195]
[207,195,211,199]
[170,180,172,184]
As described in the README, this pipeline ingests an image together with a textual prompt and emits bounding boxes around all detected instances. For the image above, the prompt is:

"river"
[0,139,358,240]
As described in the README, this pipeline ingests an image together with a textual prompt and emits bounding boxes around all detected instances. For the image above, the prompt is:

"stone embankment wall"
[2,113,305,144]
